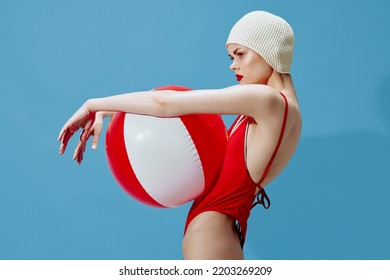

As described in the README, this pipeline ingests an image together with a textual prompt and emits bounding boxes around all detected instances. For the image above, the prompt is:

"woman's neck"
[267,71,298,101]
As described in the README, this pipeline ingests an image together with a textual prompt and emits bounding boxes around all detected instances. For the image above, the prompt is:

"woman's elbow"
[153,91,176,117]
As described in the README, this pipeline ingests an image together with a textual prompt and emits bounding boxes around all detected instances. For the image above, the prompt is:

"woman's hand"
[58,100,113,164]
[71,111,108,164]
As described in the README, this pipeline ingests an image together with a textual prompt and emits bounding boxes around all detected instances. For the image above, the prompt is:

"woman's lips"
[236,74,243,81]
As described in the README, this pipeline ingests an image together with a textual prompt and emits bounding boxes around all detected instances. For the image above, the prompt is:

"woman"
[58,11,302,259]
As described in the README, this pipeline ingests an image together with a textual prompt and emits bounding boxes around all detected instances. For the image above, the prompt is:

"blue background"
[1,0,389,259]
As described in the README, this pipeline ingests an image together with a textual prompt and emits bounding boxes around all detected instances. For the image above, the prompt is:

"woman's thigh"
[182,211,243,260]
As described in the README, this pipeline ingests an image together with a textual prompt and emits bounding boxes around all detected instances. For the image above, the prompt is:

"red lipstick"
[236,74,243,81]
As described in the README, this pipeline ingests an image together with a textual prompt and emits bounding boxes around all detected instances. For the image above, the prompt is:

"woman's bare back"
[246,87,302,189]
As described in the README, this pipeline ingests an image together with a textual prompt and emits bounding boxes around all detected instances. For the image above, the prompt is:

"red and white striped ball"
[105,85,227,208]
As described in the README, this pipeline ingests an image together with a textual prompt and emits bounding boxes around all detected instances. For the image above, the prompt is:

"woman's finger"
[59,128,74,154]
[73,140,86,164]
[91,129,101,149]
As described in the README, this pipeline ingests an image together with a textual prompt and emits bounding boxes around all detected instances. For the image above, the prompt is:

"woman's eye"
[237,52,243,58]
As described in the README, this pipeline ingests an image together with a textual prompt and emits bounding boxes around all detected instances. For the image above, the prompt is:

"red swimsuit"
[184,92,289,247]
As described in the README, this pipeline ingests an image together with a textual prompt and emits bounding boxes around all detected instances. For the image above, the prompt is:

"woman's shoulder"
[227,84,277,96]
[226,84,283,110]
[234,84,288,120]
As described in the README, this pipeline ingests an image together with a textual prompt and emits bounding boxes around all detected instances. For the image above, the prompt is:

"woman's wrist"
[97,111,115,118]
[85,98,99,113]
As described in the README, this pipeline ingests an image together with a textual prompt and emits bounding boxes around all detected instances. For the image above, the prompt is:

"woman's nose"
[229,60,238,71]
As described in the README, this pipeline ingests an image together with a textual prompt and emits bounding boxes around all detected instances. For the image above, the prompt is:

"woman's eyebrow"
[228,48,240,58]
[228,48,243,57]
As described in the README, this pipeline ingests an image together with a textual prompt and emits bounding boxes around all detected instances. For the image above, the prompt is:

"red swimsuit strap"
[258,92,289,186]
[228,115,245,136]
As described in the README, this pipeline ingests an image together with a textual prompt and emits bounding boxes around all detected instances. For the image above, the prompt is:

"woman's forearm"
[86,90,170,117]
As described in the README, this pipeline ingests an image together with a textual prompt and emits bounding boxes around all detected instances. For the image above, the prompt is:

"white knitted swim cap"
[226,11,294,74]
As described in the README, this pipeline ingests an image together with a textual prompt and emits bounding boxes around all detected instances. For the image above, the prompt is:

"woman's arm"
[58,84,284,163]
[87,84,279,118]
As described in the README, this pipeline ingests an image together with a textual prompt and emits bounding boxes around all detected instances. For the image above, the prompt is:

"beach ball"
[105,85,227,207]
